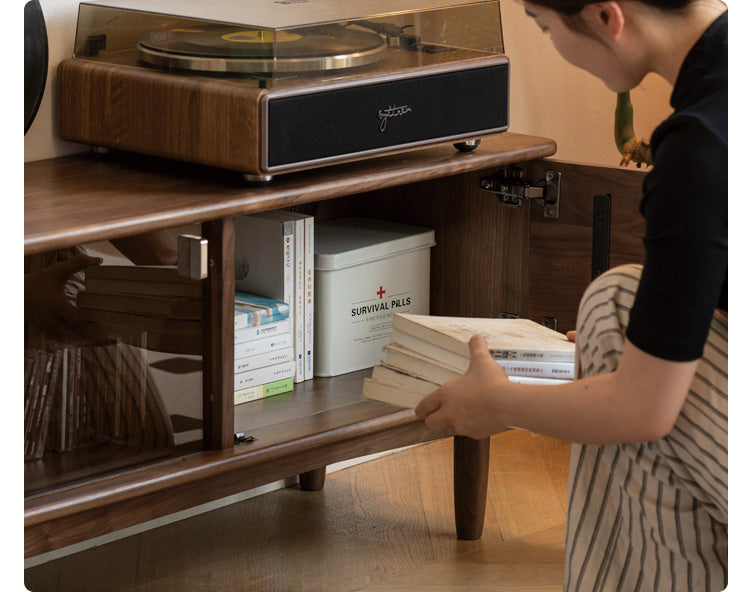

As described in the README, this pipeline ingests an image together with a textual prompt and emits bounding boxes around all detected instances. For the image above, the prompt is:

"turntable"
[57,0,509,182]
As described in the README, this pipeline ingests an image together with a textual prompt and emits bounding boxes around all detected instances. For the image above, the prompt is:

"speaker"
[264,59,509,172]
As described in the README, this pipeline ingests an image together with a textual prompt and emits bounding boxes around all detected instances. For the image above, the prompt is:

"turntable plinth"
[57,58,266,174]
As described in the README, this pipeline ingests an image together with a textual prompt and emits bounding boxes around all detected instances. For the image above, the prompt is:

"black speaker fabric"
[266,63,508,169]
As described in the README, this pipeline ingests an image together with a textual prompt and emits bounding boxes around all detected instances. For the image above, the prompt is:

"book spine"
[234,376,294,405]
[391,327,574,366]
[291,217,305,383]
[234,347,295,374]
[234,331,293,360]
[279,220,297,381]
[234,361,296,391]
[303,215,314,381]
[235,318,291,344]
[495,360,575,380]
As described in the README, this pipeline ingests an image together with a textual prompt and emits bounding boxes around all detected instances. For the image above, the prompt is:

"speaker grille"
[266,62,508,170]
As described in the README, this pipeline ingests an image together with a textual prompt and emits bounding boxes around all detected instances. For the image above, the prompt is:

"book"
[234,377,294,405]
[362,314,575,409]
[382,343,574,382]
[391,314,575,364]
[77,291,202,319]
[268,210,314,381]
[234,360,296,391]
[234,347,295,374]
[235,318,291,345]
[362,372,571,409]
[235,213,297,380]
[83,265,202,298]
[234,291,290,330]
[234,331,293,361]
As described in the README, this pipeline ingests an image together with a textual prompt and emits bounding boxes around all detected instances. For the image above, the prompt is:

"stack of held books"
[363,313,576,409]
[78,264,203,355]
[233,291,295,405]
[235,209,314,384]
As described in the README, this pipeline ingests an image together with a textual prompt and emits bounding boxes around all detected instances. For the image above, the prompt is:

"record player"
[57,0,509,182]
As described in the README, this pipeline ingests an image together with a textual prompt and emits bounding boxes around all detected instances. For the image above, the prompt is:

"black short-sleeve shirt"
[625,11,728,362]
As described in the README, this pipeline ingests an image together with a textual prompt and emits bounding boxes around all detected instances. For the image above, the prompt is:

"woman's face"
[522,1,638,92]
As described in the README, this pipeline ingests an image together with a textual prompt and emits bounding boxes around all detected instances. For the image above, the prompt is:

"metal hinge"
[480,166,561,219]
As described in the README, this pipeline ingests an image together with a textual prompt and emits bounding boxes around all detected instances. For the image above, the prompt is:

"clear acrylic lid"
[72,0,504,84]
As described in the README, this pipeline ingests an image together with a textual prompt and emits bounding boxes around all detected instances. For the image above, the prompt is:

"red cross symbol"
[376,286,386,299]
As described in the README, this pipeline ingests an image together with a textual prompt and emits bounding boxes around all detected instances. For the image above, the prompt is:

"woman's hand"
[25,254,105,342]
[414,335,511,440]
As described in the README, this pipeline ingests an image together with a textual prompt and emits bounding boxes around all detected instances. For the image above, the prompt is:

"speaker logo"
[378,105,412,132]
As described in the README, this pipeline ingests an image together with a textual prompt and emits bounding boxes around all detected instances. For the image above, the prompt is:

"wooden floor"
[25,430,570,592]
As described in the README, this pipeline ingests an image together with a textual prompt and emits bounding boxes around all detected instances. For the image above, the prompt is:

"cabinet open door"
[526,159,647,333]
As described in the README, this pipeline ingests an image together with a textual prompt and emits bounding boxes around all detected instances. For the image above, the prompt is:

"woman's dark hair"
[526,0,696,34]
[526,0,694,12]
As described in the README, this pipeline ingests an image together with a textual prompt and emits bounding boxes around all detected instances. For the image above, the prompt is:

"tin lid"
[314,217,435,271]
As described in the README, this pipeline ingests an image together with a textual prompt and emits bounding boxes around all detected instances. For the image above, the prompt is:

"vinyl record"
[138,24,386,74]
[24,0,48,135]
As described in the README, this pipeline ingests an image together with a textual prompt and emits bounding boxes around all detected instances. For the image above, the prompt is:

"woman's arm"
[414,334,699,445]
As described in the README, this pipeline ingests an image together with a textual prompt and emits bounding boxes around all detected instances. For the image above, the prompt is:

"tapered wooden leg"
[299,467,326,491]
[453,435,490,540]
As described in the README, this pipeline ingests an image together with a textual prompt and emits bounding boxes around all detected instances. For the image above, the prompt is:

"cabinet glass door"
[24,226,204,494]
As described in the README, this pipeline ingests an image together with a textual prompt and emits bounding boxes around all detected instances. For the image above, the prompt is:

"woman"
[415,1,728,589]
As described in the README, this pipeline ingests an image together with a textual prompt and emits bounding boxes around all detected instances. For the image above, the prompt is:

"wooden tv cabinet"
[24,132,646,558]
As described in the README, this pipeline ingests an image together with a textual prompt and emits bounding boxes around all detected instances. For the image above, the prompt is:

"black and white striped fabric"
[564,264,728,591]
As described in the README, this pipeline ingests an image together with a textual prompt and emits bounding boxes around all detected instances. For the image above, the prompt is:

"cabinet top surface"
[24,132,555,254]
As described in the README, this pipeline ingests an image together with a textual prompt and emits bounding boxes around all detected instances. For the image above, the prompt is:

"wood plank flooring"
[25,430,570,592]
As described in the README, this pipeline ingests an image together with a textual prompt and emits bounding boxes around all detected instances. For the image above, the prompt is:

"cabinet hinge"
[480,166,561,219]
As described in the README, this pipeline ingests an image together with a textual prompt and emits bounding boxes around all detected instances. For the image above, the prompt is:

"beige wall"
[24,0,674,166]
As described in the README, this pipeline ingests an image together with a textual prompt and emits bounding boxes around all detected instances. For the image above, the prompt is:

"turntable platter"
[138,25,386,73]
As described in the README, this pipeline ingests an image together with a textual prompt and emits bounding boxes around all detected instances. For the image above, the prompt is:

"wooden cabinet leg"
[299,467,326,491]
[453,435,490,540]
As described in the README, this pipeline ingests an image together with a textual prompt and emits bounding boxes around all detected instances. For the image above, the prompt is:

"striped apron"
[564,264,728,591]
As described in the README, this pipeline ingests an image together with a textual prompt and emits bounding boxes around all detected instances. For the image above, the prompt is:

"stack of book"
[78,264,202,354]
[235,209,314,385]
[233,291,296,405]
[363,313,576,408]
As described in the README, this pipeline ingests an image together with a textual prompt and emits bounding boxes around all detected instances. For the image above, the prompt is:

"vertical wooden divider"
[202,217,236,450]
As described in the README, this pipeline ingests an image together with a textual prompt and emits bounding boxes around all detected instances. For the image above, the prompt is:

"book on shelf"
[234,377,294,405]
[235,212,298,381]
[234,360,296,391]
[234,291,290,330]
[235,209,315,383]
[234,331,293,361]
[77,291,202,319]
[83,264,202,298]
[362,314,575,409]
[235,318,291,345]
[269,210,314,381]
[79,264,203,355]
[234,347,296,374]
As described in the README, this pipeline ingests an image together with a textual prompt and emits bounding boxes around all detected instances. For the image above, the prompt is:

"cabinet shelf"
[24,132,557,557]
[25,133,555,255]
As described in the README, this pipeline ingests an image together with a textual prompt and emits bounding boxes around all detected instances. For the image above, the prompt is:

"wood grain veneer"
[57,58,265,174]
[527,159,646,332]
[24,132,556,255]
